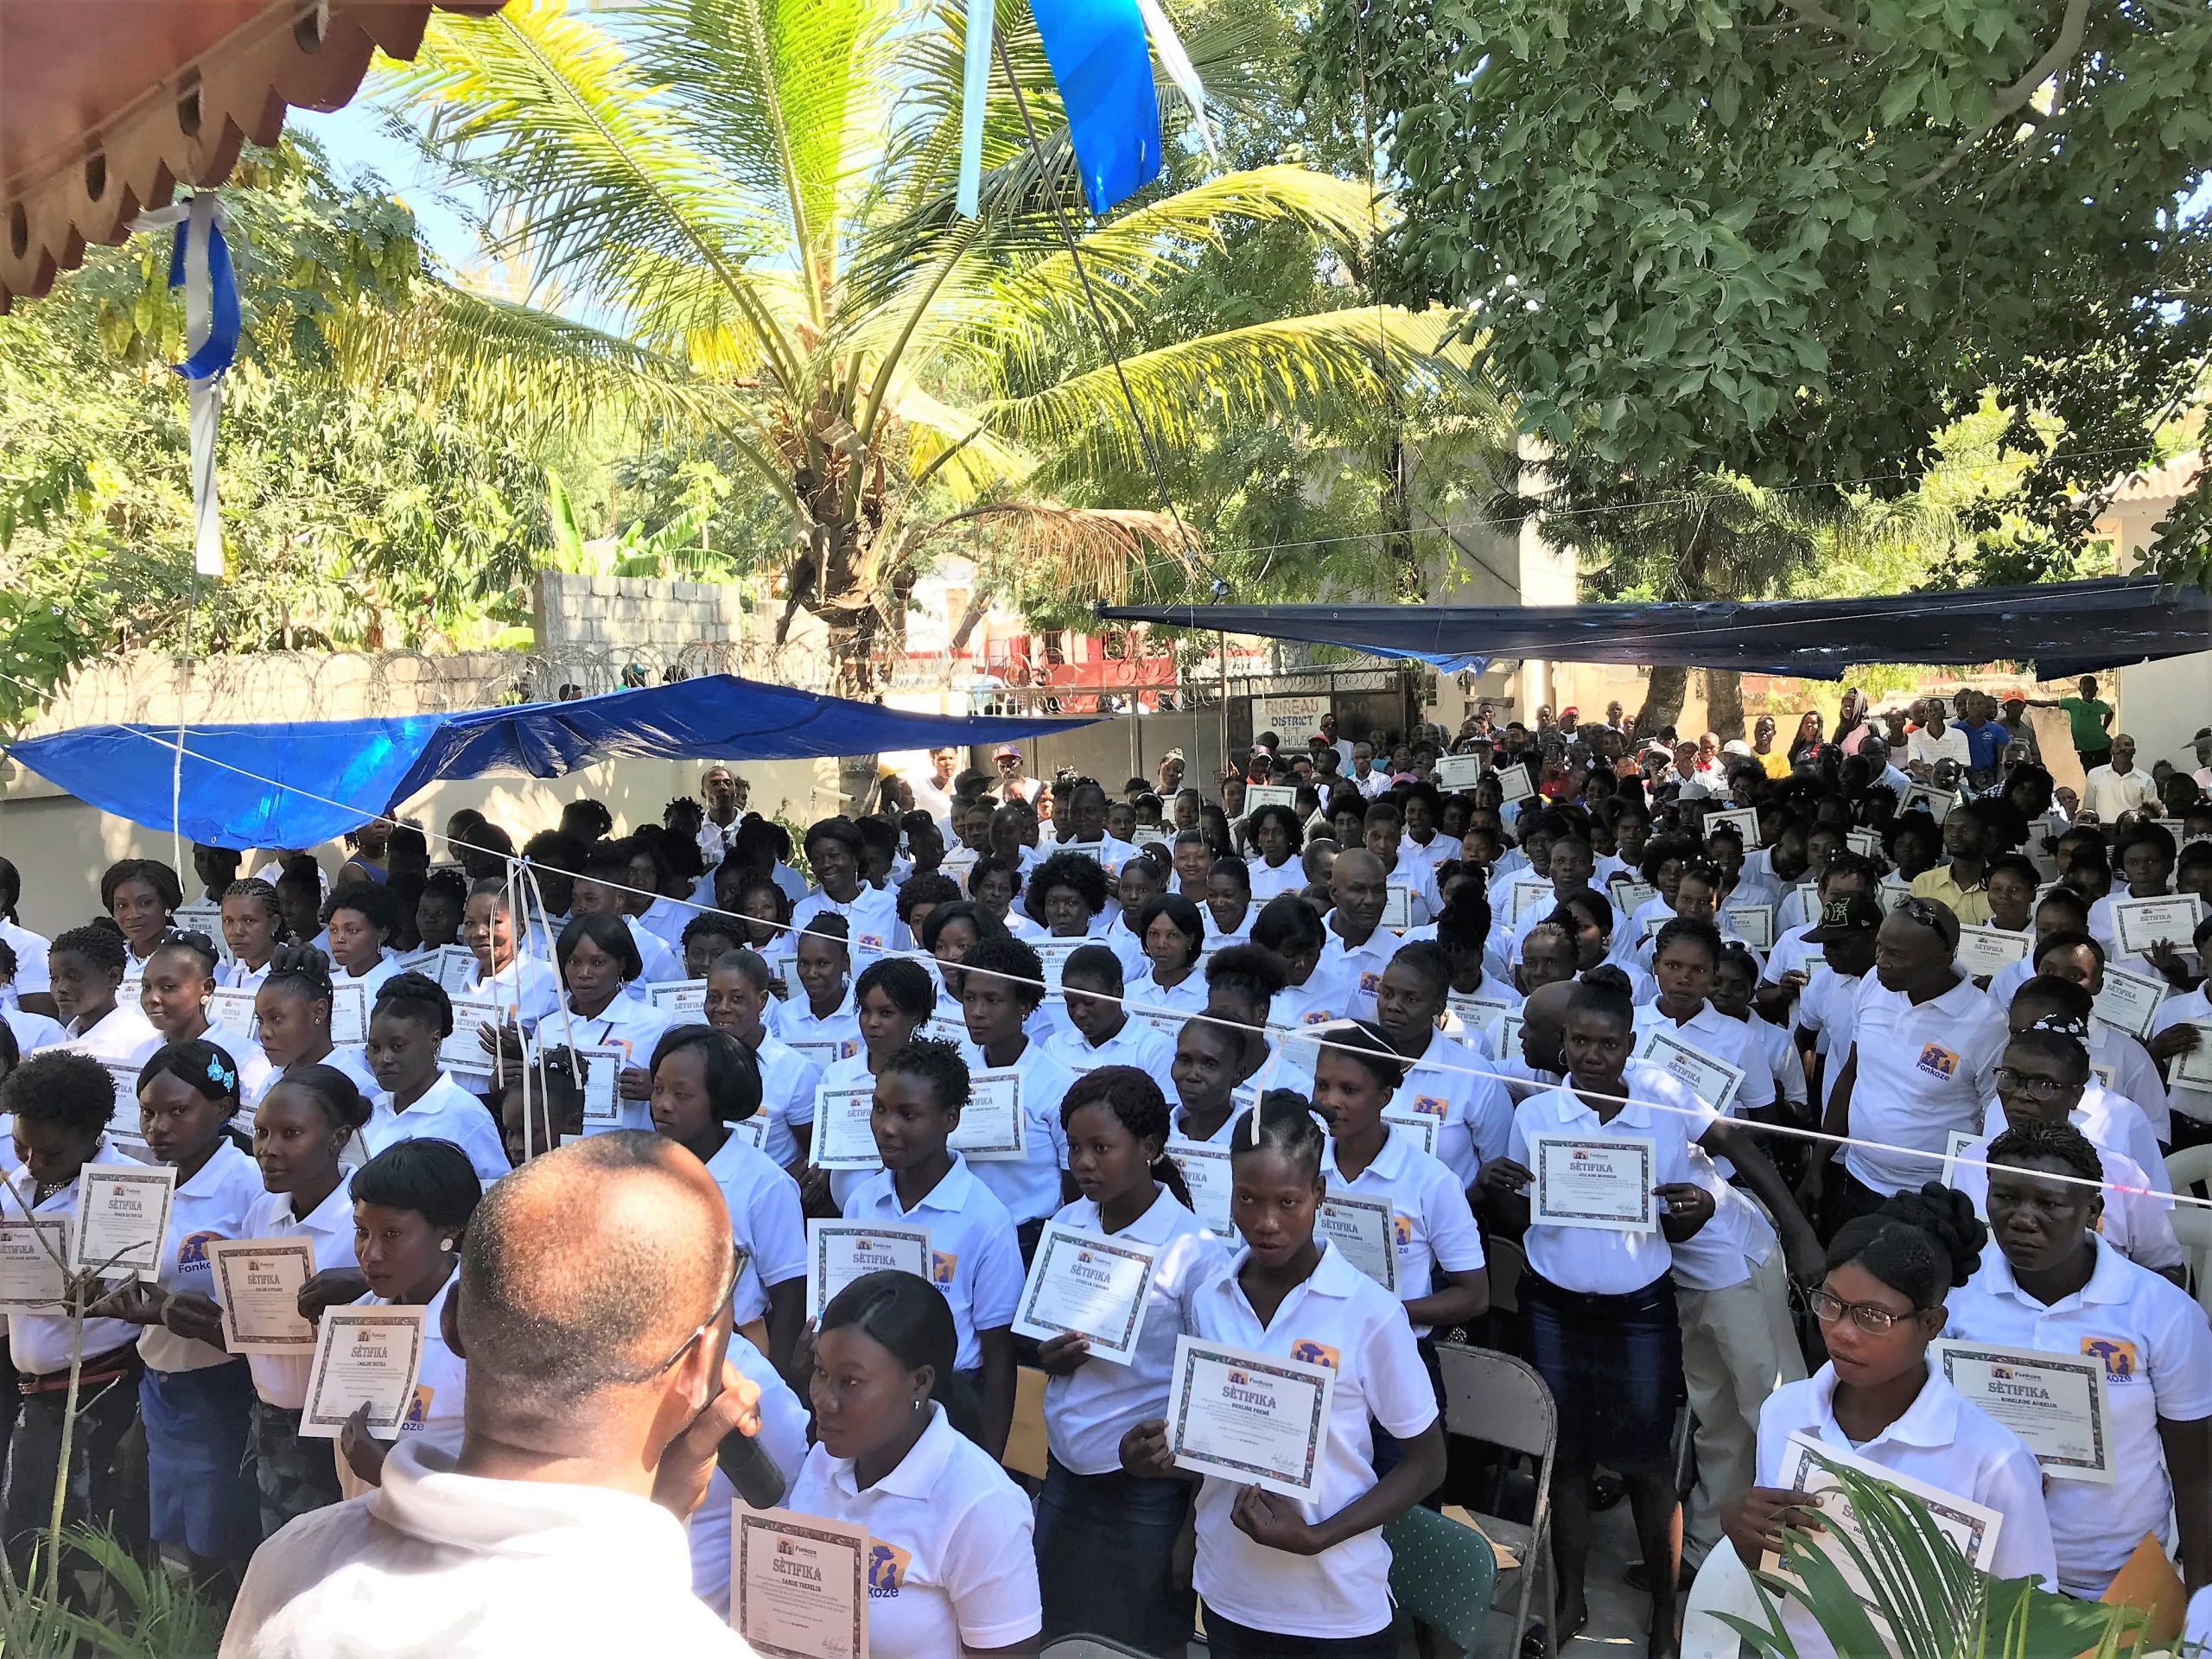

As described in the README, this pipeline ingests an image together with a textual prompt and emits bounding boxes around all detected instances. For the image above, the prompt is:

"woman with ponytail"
[790,1270,1041,1657]
[1726,1183,2056,1655]
[1034,1066,1228,1654]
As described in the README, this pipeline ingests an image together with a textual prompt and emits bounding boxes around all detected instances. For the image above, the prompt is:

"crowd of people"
[0,676,2208,1657]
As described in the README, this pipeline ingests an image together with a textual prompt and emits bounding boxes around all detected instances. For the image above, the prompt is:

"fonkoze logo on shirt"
[930,1250,957,1288]
[1289,1339,1339,1370]
[1915,1044,1961,1080]
[2082,1338,2138,1381]
[868,1541,911,1597]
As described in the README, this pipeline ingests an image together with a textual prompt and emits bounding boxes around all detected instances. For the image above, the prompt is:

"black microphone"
[716,1424,788,1511]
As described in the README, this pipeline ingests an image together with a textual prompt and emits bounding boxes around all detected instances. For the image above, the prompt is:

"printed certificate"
[1032,937,1087,991]
[70,1163,175,1274]
[1722,903,1777,950]
[809,1083,881,1171]
[1527,1133,1657,1232]
[1764,1431,2002,1635]
[1955,925,2031,977]
[1058,841,1105,863]
[1435,753,1485,791]
[1381,1109,1440,1160]
[1636,1027,1745,1116]
[1938,1128,1980,1185]
[207,1238,317,1353]
[1934,1340,2111,1483]
[1318,1192,1397,1291]
[804,1221,929,1319]
[1903,783,1956,824]
[949,1070,1026,1161]
[1610,877,1658,913]
[1506,879,1554,924]
[423,944,479,992]
[1496,766,1535,806]
[1845,830,1884,861]
[2092,965,2168,1039]
[0,1222,69,1309]
[1446,991,1514,1052]
[438,994,500,1079]
[98,1059,142,1138]
[2112,894,2203,958]
[734,1508,868,1659]
[174,900,226,951]
[1379,885,1414,931]
[647,978,709,1020]
[2170,1030,2212,1092]
[301,1304,428,1440]
[1166,1336,1335,1499]
[787,1039,853,1074]
[574,1042,628,1127]
[730,1113,769,1154]
[327,982,369,1047]
[1497,1013,1526,1062]
[205,988,259,1038]
[1013,1223,1160,1363]
[1707,806,1763,849]
[1244,785,1299,816]
[1166,1139,1232,1234]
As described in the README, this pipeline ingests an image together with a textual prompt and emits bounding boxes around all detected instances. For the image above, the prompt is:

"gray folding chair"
[1435,1342,1559,1658]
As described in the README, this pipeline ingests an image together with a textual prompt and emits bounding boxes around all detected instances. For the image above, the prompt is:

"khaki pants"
[1677,1249,1805,1564]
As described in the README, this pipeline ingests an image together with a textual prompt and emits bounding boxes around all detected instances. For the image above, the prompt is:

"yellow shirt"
[1909,865,1993,927]
[1758,749,1791,780]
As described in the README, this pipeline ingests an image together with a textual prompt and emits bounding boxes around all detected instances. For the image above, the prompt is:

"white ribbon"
[1131,0,1215,160]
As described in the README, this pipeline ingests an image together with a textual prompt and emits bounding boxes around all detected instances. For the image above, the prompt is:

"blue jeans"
[1034,1457,1194,1656]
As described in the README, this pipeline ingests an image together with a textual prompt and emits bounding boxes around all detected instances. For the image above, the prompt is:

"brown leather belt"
[18,1345,141,1397]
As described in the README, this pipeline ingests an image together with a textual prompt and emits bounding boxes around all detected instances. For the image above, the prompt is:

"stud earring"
[440,1238,454,1253]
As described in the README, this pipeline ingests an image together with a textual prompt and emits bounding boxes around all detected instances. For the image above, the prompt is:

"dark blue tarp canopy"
[6,673,1096,850]
[1102,575,2212,681]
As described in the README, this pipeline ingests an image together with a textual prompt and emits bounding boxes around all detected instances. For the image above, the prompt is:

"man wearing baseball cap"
[993,744,1040,804]
[1790,890,1884,1134]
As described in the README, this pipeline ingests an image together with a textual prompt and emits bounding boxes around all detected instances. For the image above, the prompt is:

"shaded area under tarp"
[1101,575,2212,680]
[6,672,1097,849]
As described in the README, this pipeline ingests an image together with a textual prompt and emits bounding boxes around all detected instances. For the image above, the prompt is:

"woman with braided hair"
[47,922,157,1057]
[1726,1183,2056,1656]
[1946,1120,2212,1601]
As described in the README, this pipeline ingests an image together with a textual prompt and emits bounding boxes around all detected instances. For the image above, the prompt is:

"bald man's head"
[457,1133,731,1429]
[1521,980,1579,1072]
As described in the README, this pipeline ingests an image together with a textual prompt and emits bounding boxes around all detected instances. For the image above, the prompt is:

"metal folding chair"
[1435,1341,1559,1657]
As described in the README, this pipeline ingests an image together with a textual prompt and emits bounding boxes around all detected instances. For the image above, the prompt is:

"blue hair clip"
[206,1053,237,1091]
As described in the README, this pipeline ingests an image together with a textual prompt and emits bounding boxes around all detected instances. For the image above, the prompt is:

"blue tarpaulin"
[1101,575,2212,681]
[5,673,1096,850]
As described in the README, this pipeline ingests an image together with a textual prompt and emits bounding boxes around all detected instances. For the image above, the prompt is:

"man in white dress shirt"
[222,1134,765,1658]
[2082,734,2157,823]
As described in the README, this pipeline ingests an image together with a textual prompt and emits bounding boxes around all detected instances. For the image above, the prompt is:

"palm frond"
[899,502,1196,601]
[881,381,1039,500]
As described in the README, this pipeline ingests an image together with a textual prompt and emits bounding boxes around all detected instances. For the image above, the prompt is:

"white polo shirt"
[1183,1243,1438,1640]
[533,995,674,1135]
[1040,1017,1179,1103]
[1041,1190,1226,1475]
[1249,856,1306,902]
[1389,1030,1515,1188]
[364,1074,512,1186]
[786,1401,1039,1656]
[1842,973,2006,1194]
[1270,963,1357,1033]
[1128,968,1207,1042]
[231,1178,361,1410]
[1508,1082,1712,1295]
[770,988,862,1075]
[1631,1001,1778,1117]
[842,1154,1023,1371]
[1321,1128,1485,1336]
[465,951,560,1031]
[791,884,899,969]
[952,1039,1075,1224]
[2082,1026,2171,1144]
[1316,923,1409,1022]
[3,1006,63,1054]
[1976,1089,2165,1199]
[748,1032,820,1170]
[2153,984,2212,1125]
[60,1001,160,1060]
[685,1330,813,1616]
[333,953,403,1001]
[700,1130,805,1328]
[1761,921,1820,988]
[143,1138,265,1374]
[1945,1239,2212,1596]
[216,957,273,994]
[0,918,52,1003]
[1,1138,143,1374]
[1757,1359,2056,1656]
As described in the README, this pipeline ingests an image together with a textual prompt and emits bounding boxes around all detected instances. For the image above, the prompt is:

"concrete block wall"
[532,572,749,652]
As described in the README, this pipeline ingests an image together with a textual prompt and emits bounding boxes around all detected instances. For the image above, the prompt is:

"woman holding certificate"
[1031,1066,1225,1653]
[788,1269,1041,1656]
[954,935,1079,1257]
[529,913,672,1132]
[1726,1185,2056,1658]
[1944,1120,2212,1600]
[360,974,513,1185]
[1121,1096,1444,1657]
[806,957,934,1211]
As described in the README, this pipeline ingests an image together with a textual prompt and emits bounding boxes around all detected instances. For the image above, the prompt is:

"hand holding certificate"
[1527,1133,1658,1231]
[2093,965,2168,1039]
[0,1222,69,1309]
[2112,893,2203,957]
[1317,1192,1397,1291]
[809,1084,881,1171]
[302,1305,428,1440]
[805,1220,929,1319]
[70,1164,175,1274]
[734,1509,868,1659]
[207,1238,317,1352]
[439,994,500,1079]
[1955,924,2031,977]
[1013,1223,1160,1363]
[1635,1027,1745,1116]
[1165,1336,1334,1498]
[1166,1139,1232,1235]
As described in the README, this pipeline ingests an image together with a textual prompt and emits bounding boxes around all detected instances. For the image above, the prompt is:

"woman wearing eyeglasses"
[1724,1184,2055,1656]
[1943,1120,2212,1601]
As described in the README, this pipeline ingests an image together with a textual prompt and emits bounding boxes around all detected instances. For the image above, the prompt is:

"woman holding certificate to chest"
[1120,1096,1445,1658]
[1027,1067,1225,1653]
[1943,1120,2212,1600]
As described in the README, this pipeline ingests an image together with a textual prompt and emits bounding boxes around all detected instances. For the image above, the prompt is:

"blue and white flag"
[131,194,238,578]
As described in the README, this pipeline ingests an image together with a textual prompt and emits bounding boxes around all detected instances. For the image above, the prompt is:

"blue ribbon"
[167,207,239,382]
[1029,0,1162,214]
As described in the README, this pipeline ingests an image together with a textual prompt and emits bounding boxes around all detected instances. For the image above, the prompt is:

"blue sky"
[289,102,486,271]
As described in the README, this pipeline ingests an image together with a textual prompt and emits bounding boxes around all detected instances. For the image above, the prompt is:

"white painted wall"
[2107,492,2212,775]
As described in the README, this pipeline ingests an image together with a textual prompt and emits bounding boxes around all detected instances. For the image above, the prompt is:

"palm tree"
[364,0,1498,692]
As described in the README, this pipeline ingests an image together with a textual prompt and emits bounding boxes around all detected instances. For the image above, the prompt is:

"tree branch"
[1907,0,2089,193]
[1771,0,1859,37]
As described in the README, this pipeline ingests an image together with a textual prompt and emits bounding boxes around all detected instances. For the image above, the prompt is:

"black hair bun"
[1891,1181,1987,1288]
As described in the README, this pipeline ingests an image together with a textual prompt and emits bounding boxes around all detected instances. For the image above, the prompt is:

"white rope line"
[20,710,2212,1213]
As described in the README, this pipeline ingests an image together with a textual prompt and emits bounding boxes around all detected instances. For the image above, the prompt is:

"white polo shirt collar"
[827,1399,960,1502]
[1805,1353,1960,1450]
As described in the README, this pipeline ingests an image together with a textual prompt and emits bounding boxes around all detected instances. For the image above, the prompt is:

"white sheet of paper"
[1244,785,1299,815]
[98,1058,141,1140]
[1435,753,1485,791]
[0,1221,69,1309]
[1846,830,1884,861]
[70,1162,175,1274]
[1636,1027,1745,1116]
[1611,878,1658,912]
[327,982,369,1047]
[1167,1138,1233,1235]
[647,978,709,1020]
[1318,1192,1397,1291]
[1933,1340,2112,1484]
[2112,894,2203,958]
[1381,1109,1440,1160]
[574,1042,626,1127]
[1707,806,1762,849]
[1507,879,1554,924]
[1166,1335,1335,1499]
[420,944,478,993]
[1013,1223,1160,1363]
[949,1070,1026,1161]
[809,1083,881,1171]
[301,1304,428,1440]
[1904,783,1956,824]
[805,1220,929,1319]
[1528,1133,1657,1232]
[206,988,259,1039]
[1955,925,2031,977]
[734,1508,868,1659]
[1446,991,1514,1052]
[439,994,500,1079]
[1380,886,1414,931]
[1496,766,1535,805]
[787,1038,854,1074]
[2170,1030,2212,1091]
[207,1237,317,1353]
[1938,1128,1980,1186]
[2092,965,2167,1039]
[1722,903,1776,950]
[174,901,226,955]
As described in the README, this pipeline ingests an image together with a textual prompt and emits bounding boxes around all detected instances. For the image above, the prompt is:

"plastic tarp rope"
[5,672,1098,850]
[1100,575,2212,681]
